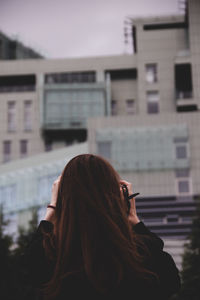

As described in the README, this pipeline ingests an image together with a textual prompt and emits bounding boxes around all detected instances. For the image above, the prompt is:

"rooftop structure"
[0,31,43,60]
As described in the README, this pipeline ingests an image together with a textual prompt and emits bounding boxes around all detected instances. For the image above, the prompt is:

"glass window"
[97,141,111,160]
[175,169,189,177]
[176,145,187,159]
[7,101,16,132]
[4,213,18,239]
[178,180,190,193]
[20,140,28,158]
[37,174,59,205]
[111,100,117,116]
[45,72,96,84]
[145,64,157,83]
[0,185,16,211]
[147,91,159,114]
[24,100,32,131]
[126,99,135,115]
[3,141,11,163]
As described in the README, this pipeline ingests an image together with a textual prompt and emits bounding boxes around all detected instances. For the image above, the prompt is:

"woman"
[24,154,180,300]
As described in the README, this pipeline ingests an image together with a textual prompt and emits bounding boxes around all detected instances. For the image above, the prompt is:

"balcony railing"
[176,90,193,99]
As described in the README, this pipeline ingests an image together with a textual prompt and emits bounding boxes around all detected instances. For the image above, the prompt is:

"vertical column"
[105,72,111,116]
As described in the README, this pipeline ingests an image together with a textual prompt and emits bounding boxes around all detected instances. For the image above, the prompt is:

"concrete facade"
[0,54,138,162]
[87,0,200,241]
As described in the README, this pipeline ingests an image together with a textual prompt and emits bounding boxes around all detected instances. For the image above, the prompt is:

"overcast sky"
[0,0,181,59]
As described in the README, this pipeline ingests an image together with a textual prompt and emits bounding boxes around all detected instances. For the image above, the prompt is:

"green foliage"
[14,208,38,256]
[0,206,14,300]
[179,214,200,300]
[173,207,200,300]
[11,208,39,300]
[0,206,40,299]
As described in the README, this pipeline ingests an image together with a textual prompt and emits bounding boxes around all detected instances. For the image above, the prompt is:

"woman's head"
[43,154,151,299]
[57,154,126,222]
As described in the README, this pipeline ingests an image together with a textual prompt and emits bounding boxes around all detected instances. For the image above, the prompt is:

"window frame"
[145,63,158,83]
[146,90,160,114]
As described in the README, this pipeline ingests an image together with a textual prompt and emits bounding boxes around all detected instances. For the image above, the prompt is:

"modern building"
[0,53,138,163]
[88,0,200,240]
[0,31,43,60]
[0,0,199,269]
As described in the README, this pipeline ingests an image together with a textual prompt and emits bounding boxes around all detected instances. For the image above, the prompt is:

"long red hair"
[42,154,154,299]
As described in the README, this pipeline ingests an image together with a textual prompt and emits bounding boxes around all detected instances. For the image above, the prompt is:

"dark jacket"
[24,220,181,300]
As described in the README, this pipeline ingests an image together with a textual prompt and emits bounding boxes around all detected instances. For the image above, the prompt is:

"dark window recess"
[177,105,198,112]
[45,71,96,84]
[132,26,137,53]
[0,74,36,93]
[175,64,193,99]
[43,129,87,144]
[143,22,187,31]
[111,100,117,115]
[105,68,137,80]
[45,140,52,152]
[9,41,17,59]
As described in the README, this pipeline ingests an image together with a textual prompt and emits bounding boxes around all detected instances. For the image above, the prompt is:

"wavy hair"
[42,154,154,299]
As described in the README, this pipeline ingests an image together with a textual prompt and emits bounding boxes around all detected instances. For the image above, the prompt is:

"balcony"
[42,82,108,130]
[176,90,198,112]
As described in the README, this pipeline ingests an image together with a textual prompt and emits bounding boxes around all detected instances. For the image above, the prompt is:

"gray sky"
[0,0,181,58]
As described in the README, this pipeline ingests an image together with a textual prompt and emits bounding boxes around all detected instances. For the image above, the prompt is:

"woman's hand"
[50,175,61,206]
[44,175,61,223]
[120,179,140,226]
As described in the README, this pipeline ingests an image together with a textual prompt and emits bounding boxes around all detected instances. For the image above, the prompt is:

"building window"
[7,101,16,132]
[176,145,187,159]
[174,137,189,160]
[97,141,111,160]
[175,64,193,99]
[147,91,159,114]
[175,169,192,196]
[175,169,189,177]
[45,71,96,84]
[111,100,117,116]
[126,99,135,115]
[20,140,28,158]
[0,74,36,93]
[178,180,190,193]
[3,141,11,163]
[24,100,32,131]
[145,64,157,83]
